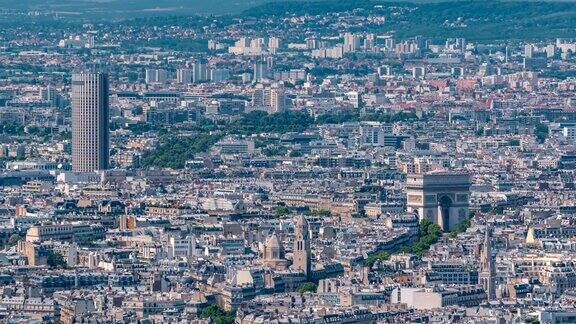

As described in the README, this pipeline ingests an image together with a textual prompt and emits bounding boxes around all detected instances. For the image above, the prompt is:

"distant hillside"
[245,0,576,41]
[0,0,533,16]
[0,0,274,16]
[2,0,576,41]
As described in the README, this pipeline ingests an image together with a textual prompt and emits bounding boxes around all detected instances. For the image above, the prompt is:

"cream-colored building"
[261,233,288,270]
[406,171,471,231]
[25,223,105,243]
[391,286,485,309]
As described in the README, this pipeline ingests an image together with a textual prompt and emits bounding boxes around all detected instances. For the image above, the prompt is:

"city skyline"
[0,1,576,323]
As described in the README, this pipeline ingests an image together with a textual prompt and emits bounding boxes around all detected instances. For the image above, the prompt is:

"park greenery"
[140,109,425,168]
[507,139,521,147]
[275,206,292,218]
[366,251,390,268]
[448,218,472,238]
[227,110,314,135]
[125,122,152,135]
[289,150,302,158]
[141,134,222,169]
[1,124,25,135]
[307,209,332,217]
[46,251,68,269]
[315,110,418,125]
[399,219,442,257]
[200,305,235,324]
[365,219,443,267]
[493,206,505,215]
[298,282,317,293]
[7,234,21,247]
[261,145,289,157]
[535,123,549,143]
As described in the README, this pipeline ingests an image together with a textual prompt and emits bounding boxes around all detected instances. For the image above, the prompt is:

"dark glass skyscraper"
[71,72,109,172]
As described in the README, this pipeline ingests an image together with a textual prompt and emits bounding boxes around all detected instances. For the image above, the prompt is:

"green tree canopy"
[298,282,317,293]
[275,206,291,218]
[141,133,222,169]
[200,305,235,324]
[7,234,21,246]
[46,251,67,269]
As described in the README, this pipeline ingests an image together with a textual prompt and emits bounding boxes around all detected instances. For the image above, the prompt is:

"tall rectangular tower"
[293,215,312,278]
[192,60,207,84]
[71,72,109,172]
[253,61,267,82]
[176,68,192,84]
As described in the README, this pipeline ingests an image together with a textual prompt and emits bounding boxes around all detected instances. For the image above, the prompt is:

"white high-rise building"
[269,88,286,113]
[236,37,250,48]
[266,56,274,70]
[563,125,576,141]
[343,33,361,53]
[412,66,426,79]
[253,62,267,82]
[378,65,392,77]
[210,68,230,83]
[306,37,318,50]
[384,37,395,50]
[251,38,265,48]
[145,69,156,84]
[268,37,281,50]
[157,69,167,84]
[169,235,197,259]
[176,68,192,84]
[546,44,556,58]
[364,33,375,51]
[191,60,208,84]
[524,44,534,58]
[252,87,267,108]
[145,69,167,84]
